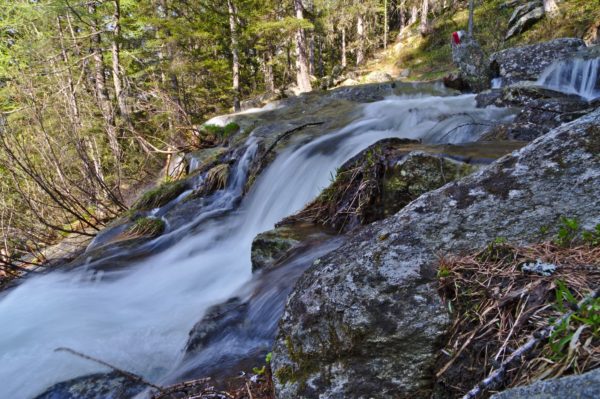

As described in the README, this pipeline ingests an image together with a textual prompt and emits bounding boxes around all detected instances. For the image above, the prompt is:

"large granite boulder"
[490,38,586,85]
[271,109,600,398]
[491,367,600,399]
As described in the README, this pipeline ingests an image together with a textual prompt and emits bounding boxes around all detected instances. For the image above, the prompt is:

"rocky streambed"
[2,38,600,399]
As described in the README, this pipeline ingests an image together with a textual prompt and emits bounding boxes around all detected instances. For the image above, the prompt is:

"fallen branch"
[461,287,600,399]
[261,121,325,161]
[55,347,164,393]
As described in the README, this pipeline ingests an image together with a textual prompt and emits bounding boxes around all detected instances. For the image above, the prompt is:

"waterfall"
[537,57,600,100]
[0,93,513,399]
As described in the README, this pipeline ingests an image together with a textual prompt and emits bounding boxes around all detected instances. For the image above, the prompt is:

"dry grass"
[436,241,600,397]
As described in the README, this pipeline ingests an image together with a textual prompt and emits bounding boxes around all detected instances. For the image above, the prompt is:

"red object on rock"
[452,31,461,45]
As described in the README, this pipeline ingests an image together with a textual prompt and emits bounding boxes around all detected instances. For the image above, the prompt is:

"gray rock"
[34,372,147,399]
[490,38,586,85]
[475,85,597,142]
[507,1,542,27]
[479,121,550,142]
[491,367,600,399]
[271,109,600,398]
[452,34,491,91]
[505,6,544,39]
[251,224,332,273]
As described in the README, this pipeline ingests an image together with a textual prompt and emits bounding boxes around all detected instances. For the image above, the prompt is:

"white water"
[0,94,513,399]
[537,57,600,100]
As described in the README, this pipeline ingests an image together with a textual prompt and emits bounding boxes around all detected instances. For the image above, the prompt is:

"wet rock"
[185,297,249,356]
[272,109,600,398]
[489,38,586,85]
[479,121,549,142]
[443,72,471,92]
[476,85,597,134]
[185,147,227,174]
[34,372,147,399]
[491,367,600,399]
[251,224,331,273]
[451,34,491,92]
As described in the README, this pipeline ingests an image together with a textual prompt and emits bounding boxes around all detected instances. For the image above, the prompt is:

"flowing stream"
[537,57,600,100]
[0,92,514,399]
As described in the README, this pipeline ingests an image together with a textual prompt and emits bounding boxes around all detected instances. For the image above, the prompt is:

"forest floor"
[360,0,600,82]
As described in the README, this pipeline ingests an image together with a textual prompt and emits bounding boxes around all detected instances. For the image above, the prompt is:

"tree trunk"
[341,27,347,68]
[384,0,388,49]
[356,14,365,66]
[543,0,559,16]
[410,5,418,25]
[227,0,241,111]
[88,4,120,162]
[263,51,275,93]
[468,0,475,35]
[294,0,312,92]
[420,0,429,35]
[111,0,127,119]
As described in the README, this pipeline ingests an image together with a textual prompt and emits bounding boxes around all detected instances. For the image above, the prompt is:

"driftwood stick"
[55,347,164,392]
[461,288,600,399]
[262,121,325,159]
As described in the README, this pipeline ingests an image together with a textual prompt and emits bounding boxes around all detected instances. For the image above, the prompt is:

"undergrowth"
[435,221,600,397]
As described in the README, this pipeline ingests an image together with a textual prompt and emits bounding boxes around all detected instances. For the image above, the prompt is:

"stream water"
[0,92,514,399]
[537,57,600,100]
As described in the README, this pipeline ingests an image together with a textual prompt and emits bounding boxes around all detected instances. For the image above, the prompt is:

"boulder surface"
[271,109,600,398]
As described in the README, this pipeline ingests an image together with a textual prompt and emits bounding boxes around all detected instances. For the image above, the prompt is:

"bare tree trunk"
[356,14,365,66]
[88,4,120,162]
[420,0,429,35]
[468,0,475,36]
[227,0,241,111]
[341,27,347,68]
[294,0,312,92]
[111,0,127,119]
[309,33,315,76]
[263,51,275,92]
[543,0,559,16]
[383,0,388,49]
[410,5,418,25]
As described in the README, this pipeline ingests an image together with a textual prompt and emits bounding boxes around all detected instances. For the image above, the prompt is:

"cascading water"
[0,92,514,399]
[537,57,600,100]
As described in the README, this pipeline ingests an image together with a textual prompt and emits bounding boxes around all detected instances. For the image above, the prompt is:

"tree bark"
[356,13,365,66]
[111,0,127,119]
[294,0,312,92]
[383,0,388,49]
[88,4,120,162]
[420,0,429,35]
[227,0,241,111]
[410,5,418,25]
[468,0,475,36]
[543,0,559,16]
[341,27,347,68]
[263,50,275,93]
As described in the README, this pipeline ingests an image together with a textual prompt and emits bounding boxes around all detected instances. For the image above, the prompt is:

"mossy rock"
[131,180,188,211]
[250,224,330,273]
[281,138,477,232]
